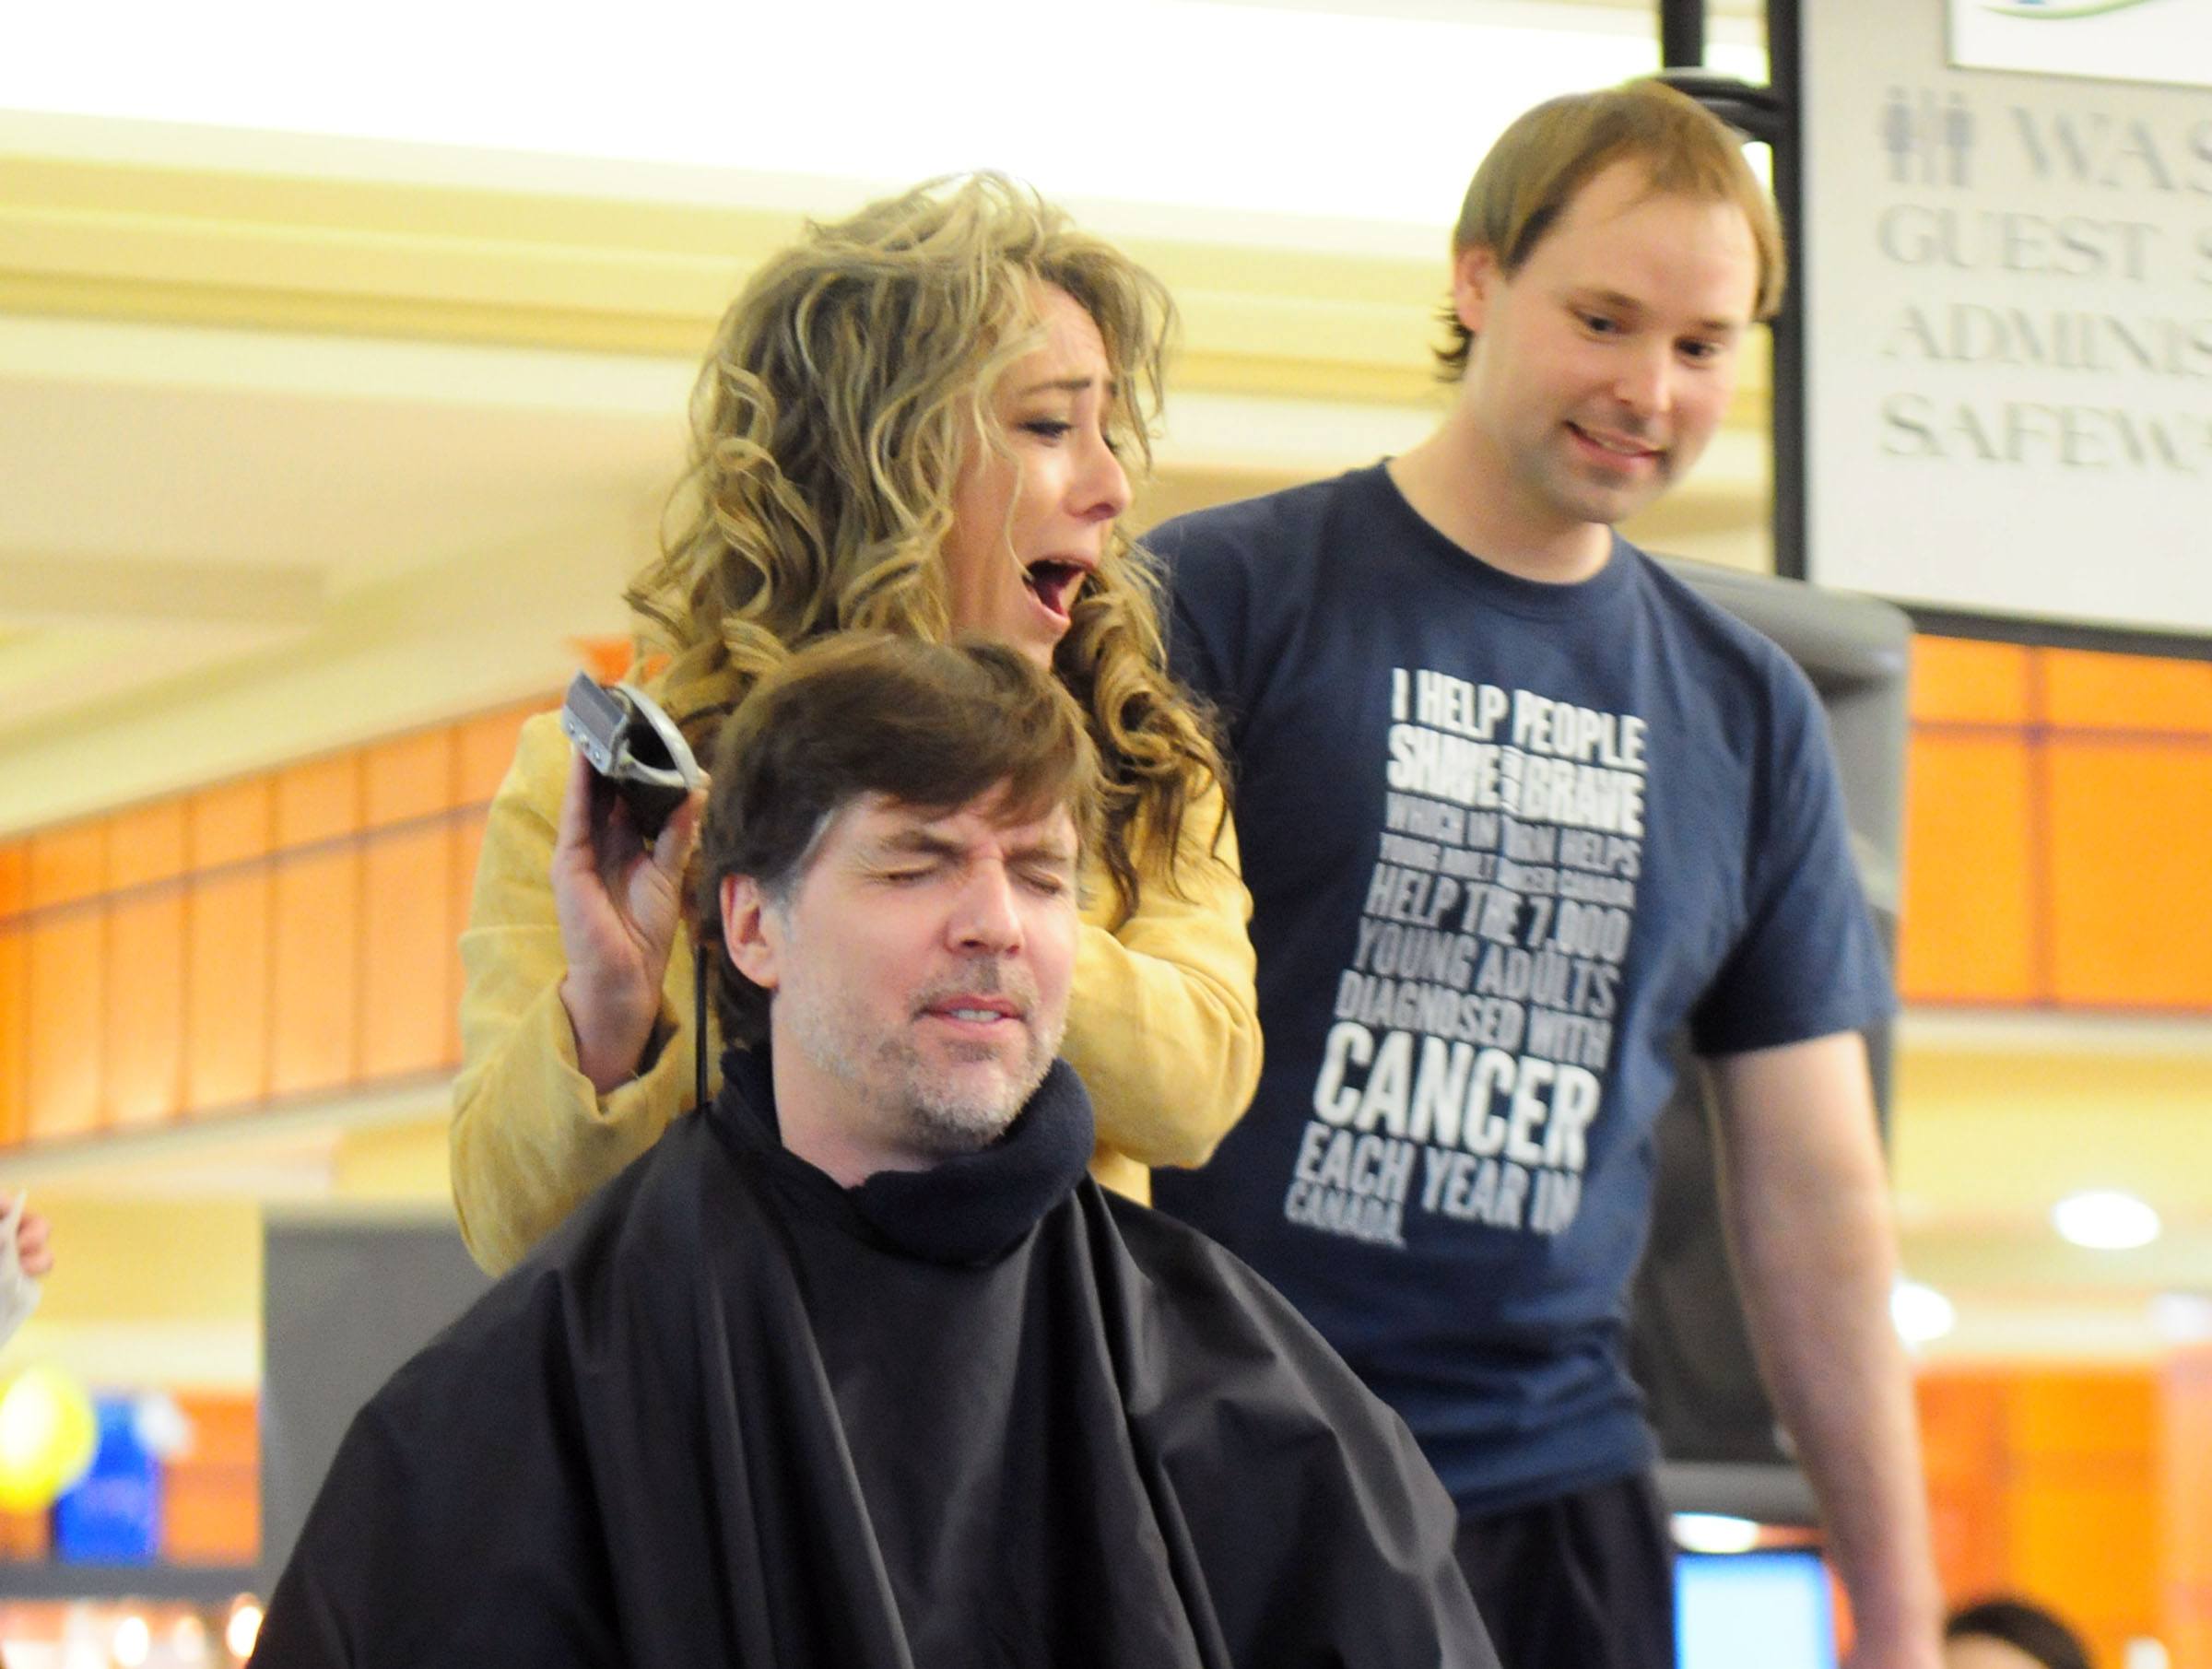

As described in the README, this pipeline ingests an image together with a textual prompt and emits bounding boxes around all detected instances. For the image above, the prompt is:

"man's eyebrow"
[1571,288,1645,318]
[1007,835,1079,868]
[861,826,1077,871]
[1571,288,1743,335]
[867,828,965,861]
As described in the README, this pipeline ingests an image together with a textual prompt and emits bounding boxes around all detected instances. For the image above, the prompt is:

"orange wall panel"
[2171,1616,2212,1669]
[2043,741,2212,1008]
[189,779,273,869]
[0,846,20,1148]
[1917,1370,2009,1602]
[2041,648,2212,735]
[274,754,360,851]
[447,810,488,1065]
[359,826,453,1079]
[2008,1480,2156,1669]
[0,841,27,917]
[1921,1366,2165,1656]
[2164,1351,2212,1663]
[1899,734,2038,1003]
[104,887,187,1128]
[268,848,360,1098]
[27,822,105,910]
[0,923,25,1147]
[161,1393,258,1564]
[2006,1369,2159,1659]
[0,1507,51,1559]
[1902,640,2212,1018]
[2011,1368,2155,1460]
[184,868,271,1114]
[162,1471,260,1565]
[175,1392,255,1466]
[453,703,541,806]
[108,800,187,890]
[1912,638,2033,726]
[25,908,103,1140]
[364,729,455,829]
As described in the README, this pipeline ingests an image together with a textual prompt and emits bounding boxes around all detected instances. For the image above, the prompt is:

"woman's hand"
[12,1199,51,1278]
[551,750,708,1095]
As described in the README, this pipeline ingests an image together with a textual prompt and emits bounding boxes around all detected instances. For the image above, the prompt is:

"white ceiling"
[0,317,686,819]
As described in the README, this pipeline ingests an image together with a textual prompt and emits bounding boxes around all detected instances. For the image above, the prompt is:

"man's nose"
[1614,346,1673,418]
[949,864,1025,953]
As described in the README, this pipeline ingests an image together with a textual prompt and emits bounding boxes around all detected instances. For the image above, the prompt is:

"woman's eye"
[1579,312,1620,335]
[1022,418,1074,441]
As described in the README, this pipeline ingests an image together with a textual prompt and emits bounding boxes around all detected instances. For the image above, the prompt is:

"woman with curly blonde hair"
[450,174,1259,1272]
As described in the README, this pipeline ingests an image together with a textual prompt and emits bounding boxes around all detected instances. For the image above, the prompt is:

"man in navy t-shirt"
[1149,79,1941,1669]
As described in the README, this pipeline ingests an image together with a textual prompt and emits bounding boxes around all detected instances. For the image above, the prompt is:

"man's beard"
[784,958,1065,1158]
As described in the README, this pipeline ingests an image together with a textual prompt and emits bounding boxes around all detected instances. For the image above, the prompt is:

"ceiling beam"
[0,553,322,627]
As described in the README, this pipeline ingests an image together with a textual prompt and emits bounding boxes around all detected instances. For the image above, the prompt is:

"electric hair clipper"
[559,673,701,840]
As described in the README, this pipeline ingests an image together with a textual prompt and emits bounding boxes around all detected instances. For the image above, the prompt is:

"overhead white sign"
[1804,0,2212,636]
[1950,0,2212,90]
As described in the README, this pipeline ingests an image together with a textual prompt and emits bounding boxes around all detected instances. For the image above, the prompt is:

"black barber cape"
[254,1050,1497,1669]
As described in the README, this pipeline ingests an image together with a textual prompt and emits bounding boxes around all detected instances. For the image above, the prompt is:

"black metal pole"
[1653,0,1801,578]
[1767,0,1807,580]
[1660,0,1707,68]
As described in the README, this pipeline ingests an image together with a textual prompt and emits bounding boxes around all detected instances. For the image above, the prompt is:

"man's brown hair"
[1435,76,1785,378]
[695,634,1101,1045]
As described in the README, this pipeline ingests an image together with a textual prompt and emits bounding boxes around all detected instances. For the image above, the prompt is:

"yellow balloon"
[0,1362,98,1513]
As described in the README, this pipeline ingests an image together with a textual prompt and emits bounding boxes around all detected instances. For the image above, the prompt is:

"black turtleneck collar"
[708,1044,1096,1266]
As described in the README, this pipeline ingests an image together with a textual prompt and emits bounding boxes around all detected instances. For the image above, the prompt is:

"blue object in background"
[53,1396,161,1563]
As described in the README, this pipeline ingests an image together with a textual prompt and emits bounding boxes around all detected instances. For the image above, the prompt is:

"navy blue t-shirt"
[1149,464,1892,1514]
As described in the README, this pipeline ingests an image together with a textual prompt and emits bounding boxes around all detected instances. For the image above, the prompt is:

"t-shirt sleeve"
[1689,655,1896,1057]
[1147,515,1254,739]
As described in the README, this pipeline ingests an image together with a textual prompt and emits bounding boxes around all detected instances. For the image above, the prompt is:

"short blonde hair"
[1436,77,1785,377]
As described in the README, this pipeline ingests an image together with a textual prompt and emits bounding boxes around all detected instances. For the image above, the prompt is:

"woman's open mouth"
[1022,558,1091,621]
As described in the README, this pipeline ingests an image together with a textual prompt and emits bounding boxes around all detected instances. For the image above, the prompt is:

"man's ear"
[720,874,782,993]
[1451,243,1502,340]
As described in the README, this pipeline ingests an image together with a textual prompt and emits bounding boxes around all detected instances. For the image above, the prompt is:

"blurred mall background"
[2,0,2209,1663]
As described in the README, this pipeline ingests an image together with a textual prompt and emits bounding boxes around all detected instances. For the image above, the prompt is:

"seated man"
[253,636,1497,1669]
